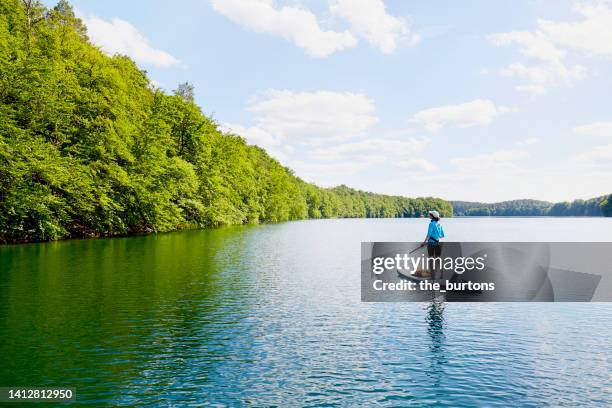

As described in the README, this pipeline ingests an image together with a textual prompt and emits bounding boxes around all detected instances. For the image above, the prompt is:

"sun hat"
[428,210,440,219]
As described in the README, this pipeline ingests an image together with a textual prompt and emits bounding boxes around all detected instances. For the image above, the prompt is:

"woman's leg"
[427,244,442,279]
[427,244,436,279]
[434,244,442,279]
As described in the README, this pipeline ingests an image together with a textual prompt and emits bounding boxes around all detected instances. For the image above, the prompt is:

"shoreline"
[2,215,610,246]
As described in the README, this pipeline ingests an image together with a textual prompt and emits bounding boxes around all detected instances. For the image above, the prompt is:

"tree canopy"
[452,196,609,217]
[0,0,452,243]
[600,194,612,217]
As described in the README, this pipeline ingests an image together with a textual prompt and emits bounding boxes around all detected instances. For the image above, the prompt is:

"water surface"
[1,218,611,406]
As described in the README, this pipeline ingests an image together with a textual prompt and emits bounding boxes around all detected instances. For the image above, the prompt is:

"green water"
[1,218,611,406]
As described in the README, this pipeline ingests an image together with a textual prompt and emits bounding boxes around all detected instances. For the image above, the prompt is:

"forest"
[453,195,612,217]
[0,0,452,243]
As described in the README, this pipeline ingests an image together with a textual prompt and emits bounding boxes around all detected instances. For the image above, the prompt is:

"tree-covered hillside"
[601,195,612,217]
[0,0,452,243]
[453,195,611,217]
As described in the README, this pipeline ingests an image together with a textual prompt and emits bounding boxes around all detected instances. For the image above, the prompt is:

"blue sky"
[44,0,612,202]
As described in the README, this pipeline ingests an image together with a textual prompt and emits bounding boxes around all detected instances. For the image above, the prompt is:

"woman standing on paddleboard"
[423,210,444,278]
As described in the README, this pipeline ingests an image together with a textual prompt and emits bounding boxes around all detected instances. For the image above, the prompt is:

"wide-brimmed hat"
[428,210,440,219]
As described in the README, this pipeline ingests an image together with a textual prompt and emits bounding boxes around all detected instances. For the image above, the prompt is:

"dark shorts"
[427,243,442,258]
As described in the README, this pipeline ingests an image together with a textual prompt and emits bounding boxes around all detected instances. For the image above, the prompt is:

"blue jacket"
[427,220,445,244]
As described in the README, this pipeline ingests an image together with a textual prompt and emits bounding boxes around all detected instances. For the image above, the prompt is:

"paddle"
[408,243,425,254]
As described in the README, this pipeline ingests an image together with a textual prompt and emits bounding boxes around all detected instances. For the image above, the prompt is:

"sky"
[43,0,612,202]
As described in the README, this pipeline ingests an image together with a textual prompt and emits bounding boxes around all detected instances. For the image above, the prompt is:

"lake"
[1,218,611,406]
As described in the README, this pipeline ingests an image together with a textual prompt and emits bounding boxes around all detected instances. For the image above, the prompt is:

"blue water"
[1,218,611,406]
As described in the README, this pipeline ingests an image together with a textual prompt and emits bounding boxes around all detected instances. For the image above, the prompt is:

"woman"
[423,210,444,278]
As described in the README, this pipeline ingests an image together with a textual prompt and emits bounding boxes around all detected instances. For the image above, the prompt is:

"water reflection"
[425,300,447,390]
[0,227,255,405]
[1,219,612,406]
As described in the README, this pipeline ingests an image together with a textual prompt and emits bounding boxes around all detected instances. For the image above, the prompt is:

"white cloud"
[329,0,418,53]
[574,121,612,137]
[514,84,547,96]
[498,61,586,95]
[380,149,532,200]
[220,123,292,161]
[373,163,607,202]
[224,89,434,186]
[211,0,417,56]
[221,122,281,147]
[489,2,612,94]
[538,3,612,58]
[450,149,529,172]
[289,157,383,185]
[245,89,378,142]
[570,144,612,168]
[311,138,429,161]
[490,30,566,62]
[81,14,180,68]
[149,79,163,88]
[397,159,437,172]
[412,99,505,132]
[211,0,357,57]
[517,137,540,146]
[295,137,431,187]
[220,89,379,164]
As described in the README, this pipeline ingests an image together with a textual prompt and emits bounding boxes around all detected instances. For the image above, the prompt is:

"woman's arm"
[423,223,433,244]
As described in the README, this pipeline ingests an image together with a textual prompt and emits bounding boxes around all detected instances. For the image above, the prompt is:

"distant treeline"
[453,195,612,217]
[305,185,452,219]
[0,1,451,243]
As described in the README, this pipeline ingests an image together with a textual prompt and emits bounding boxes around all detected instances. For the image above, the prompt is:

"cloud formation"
[517,137,540,146]
[397,159,437,172]
[289,157,384,186]
[490,2,612,94]
[330,0,418,53]
[81,14,180,68]
[311,138,429,161]
[538,2,612,58]
[498,61,585,95]
[211,0,357,57]
[245,89,378,142]
[221,89,380,164]
[411,99,506,132]
[450,150,529,172]
[570,144,612,168]
[212,0,416,57]
[223,89,433,183]
[574,121,612,137]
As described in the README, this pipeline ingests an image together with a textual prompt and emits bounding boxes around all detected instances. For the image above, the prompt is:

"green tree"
[0,0,454,243]
[601,195,612,217]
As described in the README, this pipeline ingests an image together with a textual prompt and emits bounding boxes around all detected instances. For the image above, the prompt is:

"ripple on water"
[1,219,611,406]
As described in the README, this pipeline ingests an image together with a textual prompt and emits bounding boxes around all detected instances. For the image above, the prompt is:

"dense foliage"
[306,185,452,219]
[0,1,451,243]
[599,194,612,217]
[453,196,609,217]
